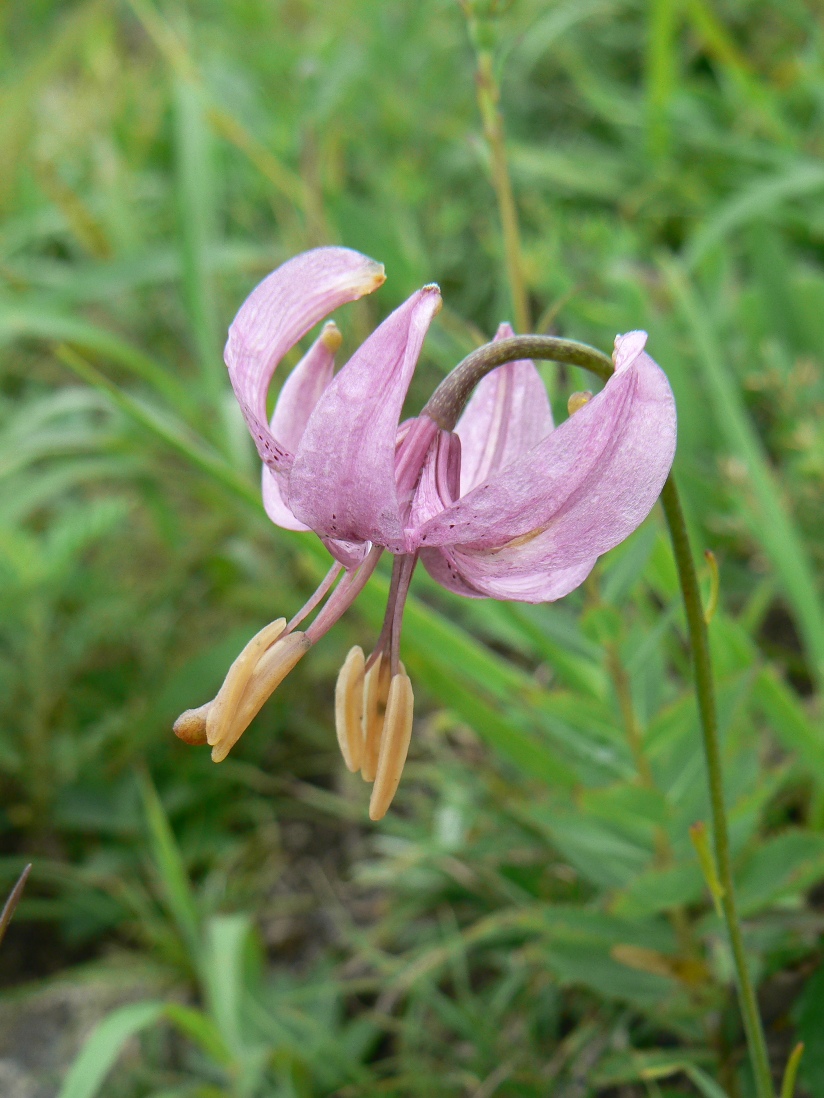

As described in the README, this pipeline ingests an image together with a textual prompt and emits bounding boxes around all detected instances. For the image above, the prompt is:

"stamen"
[389,556,417,677]
[567,390,593,415]
[210,631,311,762]
[173,702,211,745]
[369,672,414,821]
[306,545,383,644]
[287,561,343,633]
[335,646,365,773]
[364,555,405,674]
[361,654,392,782]
[206,618,287,748]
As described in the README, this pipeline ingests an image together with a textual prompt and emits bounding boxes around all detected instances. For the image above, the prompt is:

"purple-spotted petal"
[287,286,442,552]
[456,322,554,494]
[415,332,676,560]
[420,543,596,603]
[225,247,385,471]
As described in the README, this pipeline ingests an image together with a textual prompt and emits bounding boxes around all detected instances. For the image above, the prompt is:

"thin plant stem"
[659,477,774,1098]
[604,642,654,789]
[425,330,775,1097]
[476,52,530,333]
[462,7,530,333]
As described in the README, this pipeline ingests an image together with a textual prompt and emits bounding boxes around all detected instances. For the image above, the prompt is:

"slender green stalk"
[659,478,774,1098]
[426,332,775,1097]
[475,51,530,333]
[462,7,530,333]
[779,1043,804,1098]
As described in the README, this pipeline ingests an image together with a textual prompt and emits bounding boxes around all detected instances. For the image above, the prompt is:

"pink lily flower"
[174,247,677,819]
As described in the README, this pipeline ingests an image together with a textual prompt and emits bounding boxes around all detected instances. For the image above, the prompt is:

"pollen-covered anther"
[567,390,593,415]
[210,631,311,763]
[361,655,392,783]
[206,618,287,749]
[369,672,414,821]
[173,702,211,745]
[335,646,365,773]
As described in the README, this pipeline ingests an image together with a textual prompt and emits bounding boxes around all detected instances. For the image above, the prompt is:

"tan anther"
[567,390,593,415]
[173,702,211,745]
[361,655,392,782]
[369,673,414,821]
[210,632,311,763]
[206,619,286,749]
[320,321,343,353]
[335,646,365,773]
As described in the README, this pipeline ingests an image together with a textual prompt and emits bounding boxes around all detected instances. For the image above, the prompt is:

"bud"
[567,390,592,415]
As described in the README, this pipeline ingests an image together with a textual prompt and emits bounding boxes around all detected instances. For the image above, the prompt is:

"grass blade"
[663,259,824,691]
[57,1001,166,1098]
[0,863,31,946]
[137,771,201,970]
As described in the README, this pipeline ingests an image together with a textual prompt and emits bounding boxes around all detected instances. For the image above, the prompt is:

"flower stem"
[659,476,774,1098]
[423,334,612,430]
[426,330,775,1095]
[462,6,530,333]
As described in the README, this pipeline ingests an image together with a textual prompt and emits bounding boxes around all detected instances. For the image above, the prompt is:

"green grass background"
[1,0,823,1095]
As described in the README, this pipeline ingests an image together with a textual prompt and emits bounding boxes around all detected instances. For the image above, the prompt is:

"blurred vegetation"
[1,0,823,1095]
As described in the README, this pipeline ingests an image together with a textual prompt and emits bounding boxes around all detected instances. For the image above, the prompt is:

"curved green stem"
[422,335,612,430]
[660,478,774,1098]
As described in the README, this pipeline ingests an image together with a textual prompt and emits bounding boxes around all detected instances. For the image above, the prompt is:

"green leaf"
[735,831,824,916]
[137,771,201,968]
[796,964,824,1096]
[57,1000,166,1098]
[686,162,824,270]
[203,913,253,1055]
[663,260,824,692]
[0,305,191,414]
[173,76,222,406]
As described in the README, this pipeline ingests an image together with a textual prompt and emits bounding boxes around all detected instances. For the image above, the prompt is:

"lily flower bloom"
[174,247,676,819]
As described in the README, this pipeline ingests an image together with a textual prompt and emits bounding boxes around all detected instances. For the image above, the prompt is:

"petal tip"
[422,283,443,315]
[613,330,648,372]
[363,262,387,295]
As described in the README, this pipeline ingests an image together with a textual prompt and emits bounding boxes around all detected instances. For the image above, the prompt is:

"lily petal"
[262,322,340,531]
[288,285,442,552]
[456,322,554,494]
[225,247,385,472]
[420,543,596,603]
[406,427,461,533]
[415,332,676,560]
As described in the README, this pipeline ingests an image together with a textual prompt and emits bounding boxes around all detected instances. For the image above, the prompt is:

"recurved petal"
[225,247,385,471]
[419,543,596,603]
[456,322,554,495]
[415,332,676,561]
[272,321,341,452]
[262,468,309,531]
[260,323,341,532]
[287,286,442,552]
